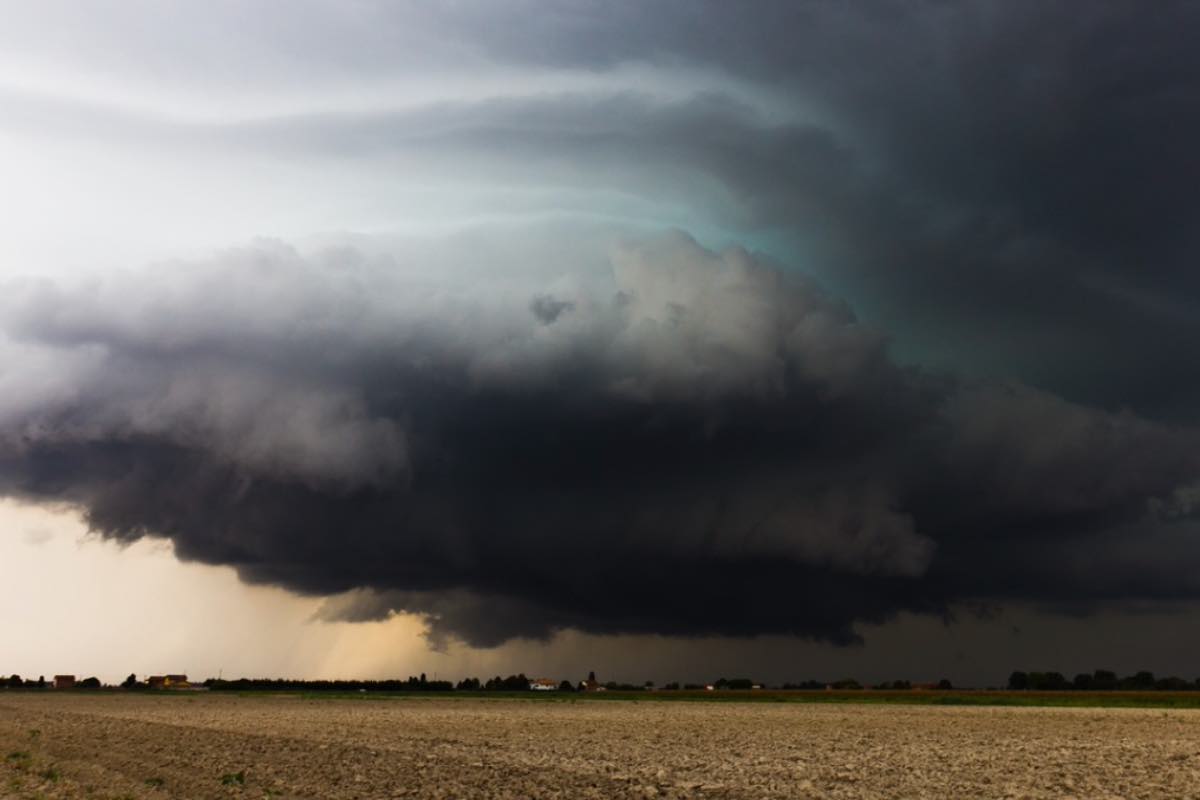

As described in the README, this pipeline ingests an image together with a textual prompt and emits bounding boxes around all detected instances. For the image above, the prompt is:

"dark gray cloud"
[434,1,1200,420]
[11,1,1192,421]
[2,232,1198,646]
[3,1,1199,653]
[481,0,1200,419]
[529,294,575,325]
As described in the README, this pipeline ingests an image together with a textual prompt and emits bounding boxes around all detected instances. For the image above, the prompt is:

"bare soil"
[3,693,1200,799]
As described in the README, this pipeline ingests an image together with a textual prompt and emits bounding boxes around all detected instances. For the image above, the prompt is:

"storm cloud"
[1,232,1198,646]
[6,1,1195,417]
[2,1,1200,652]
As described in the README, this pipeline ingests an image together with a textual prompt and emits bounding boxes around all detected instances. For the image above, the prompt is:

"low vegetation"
[220,770,246,786]
[6,667,1200,709]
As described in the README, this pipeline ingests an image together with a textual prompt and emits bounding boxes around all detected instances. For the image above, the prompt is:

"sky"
[2,0,1200,687]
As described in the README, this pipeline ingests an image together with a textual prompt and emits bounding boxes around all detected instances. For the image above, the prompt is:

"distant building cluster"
[146,674,192,690]
[23,673,202,691]
[579,672,606,692]
[520,672,614,692]
[527,671,643,692]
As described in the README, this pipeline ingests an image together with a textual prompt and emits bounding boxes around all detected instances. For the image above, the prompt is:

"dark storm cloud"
[504,0,1200,418]
[3,0,1200,649]
[12,0,1190,419]
[374,0,1200,418]
[2,233,1199,646]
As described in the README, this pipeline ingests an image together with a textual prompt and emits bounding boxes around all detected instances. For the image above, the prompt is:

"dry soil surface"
[3,693,1200,799]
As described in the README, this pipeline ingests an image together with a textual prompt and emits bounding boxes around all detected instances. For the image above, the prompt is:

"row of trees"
[2,675,101,689]
[204,674,454,692]
[457,674,534,691]
[200,674,759,693]
[1008,670,1200,691]
[21,670,1200,693]
[4,672,661,692]
[4,675,45,688]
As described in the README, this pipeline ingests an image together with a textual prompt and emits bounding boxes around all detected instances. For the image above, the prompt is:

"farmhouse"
[529,678,557,691]
[147,674,191,689]
[53,675,75,690]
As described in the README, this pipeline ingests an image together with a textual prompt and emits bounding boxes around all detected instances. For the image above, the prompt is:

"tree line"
[11,670,1198,692]
[2,675,102,689]
[204,674,455,692]
[1008,670,1200,691]
[208,674,640,692]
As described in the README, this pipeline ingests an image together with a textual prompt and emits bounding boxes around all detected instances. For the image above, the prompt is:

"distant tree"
[588,671,596,683]
[121,674,139,689]
[607,682,644,691]
[1026,671,1069,691]
[6,674,22,688]
[644,680,655,689]
[1072,673,1092,691]
[1092,670,1117,690]
[558,680,575,692]
[936,679,953,690]
[1008,671,1029,690]
[1125,671,1155,690]
[661,682,680,690]
[485,674,529,691]
[36,676,46,689]
[79,677,101,689]
[456,677,481,691]
[830,678,861,690]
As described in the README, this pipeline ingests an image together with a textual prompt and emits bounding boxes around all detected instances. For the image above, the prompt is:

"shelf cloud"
[2,1,1200,668]
[2,231,1197,646]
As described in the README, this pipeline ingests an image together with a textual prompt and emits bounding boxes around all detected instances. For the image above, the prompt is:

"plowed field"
[3,693,1200,799]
